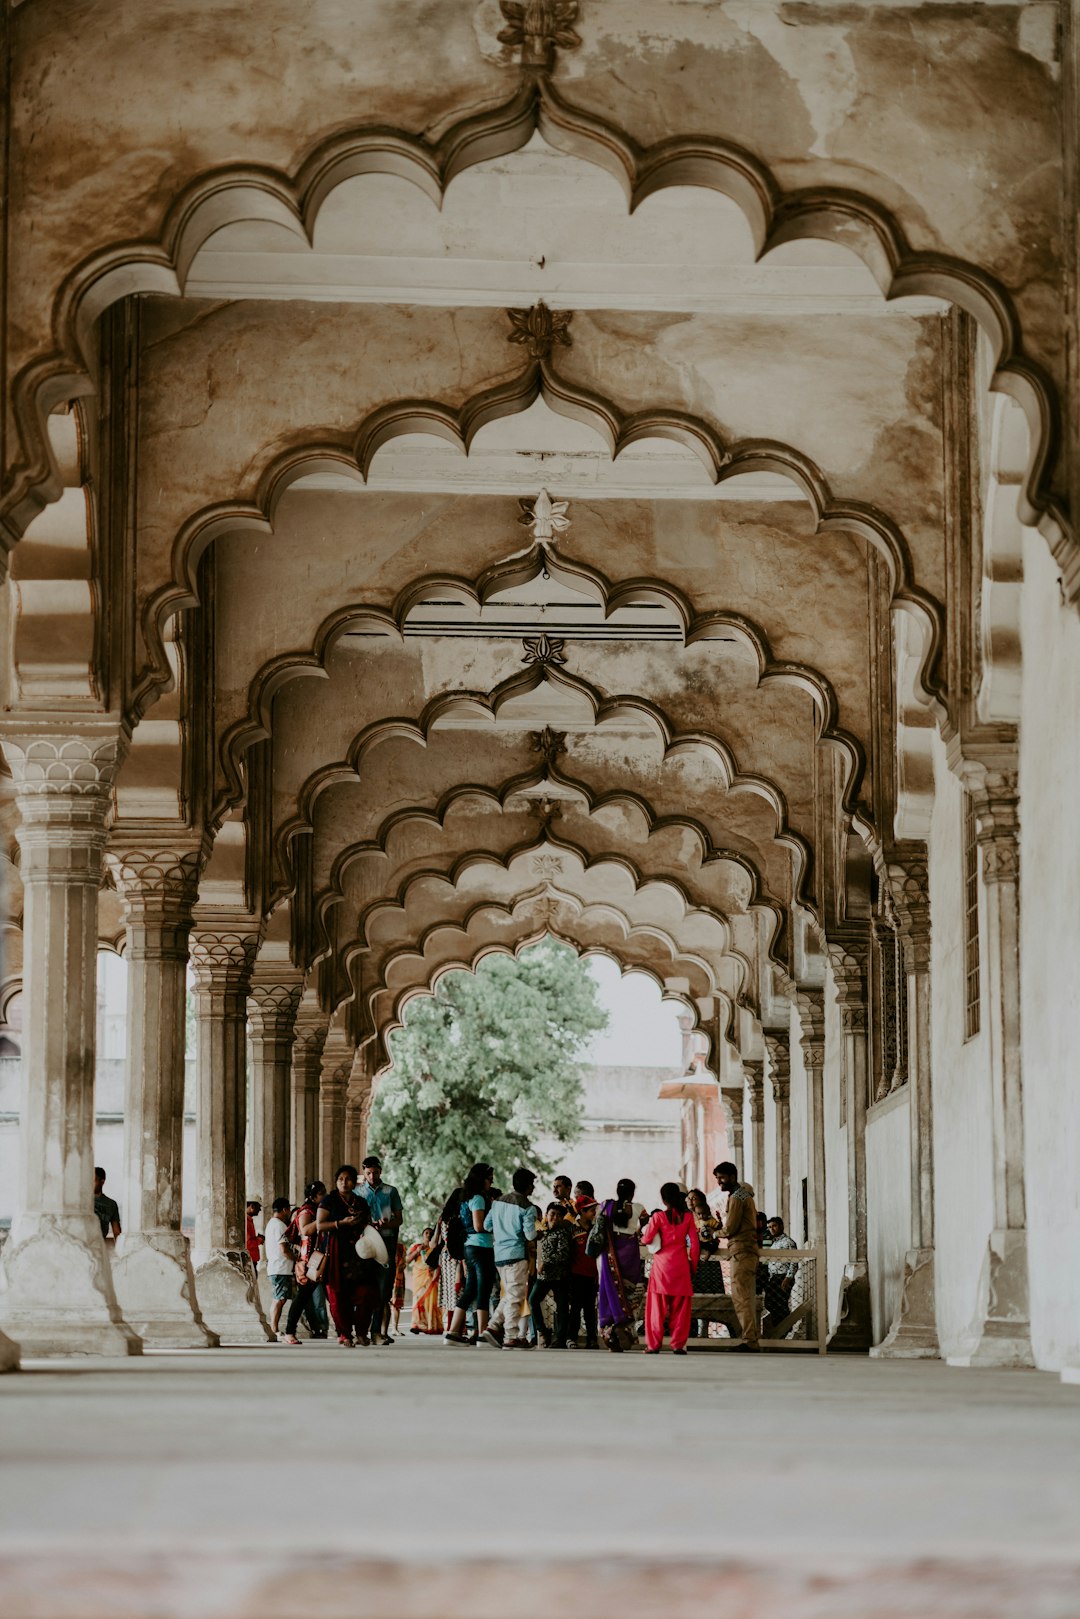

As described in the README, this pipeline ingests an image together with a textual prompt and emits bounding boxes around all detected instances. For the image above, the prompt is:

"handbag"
[585,1208,607,1258]
[306,1236,327,1283]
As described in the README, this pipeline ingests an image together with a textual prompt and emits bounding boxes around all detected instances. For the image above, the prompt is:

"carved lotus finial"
[498,1,581,72]
[522,633,568,669]
[529,725,567,764]
[506,301,573,361]
[518,489,571,550]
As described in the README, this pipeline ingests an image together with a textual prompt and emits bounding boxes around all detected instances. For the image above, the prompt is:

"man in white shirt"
[264,1197,297,1338]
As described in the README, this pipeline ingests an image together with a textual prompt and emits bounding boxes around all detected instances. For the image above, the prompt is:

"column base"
[0,1328,21,1371]
[870,1247,940,1360]
[112,1231,220,1349]
[193,1249,275,1344]
[827,1261,873,1353]
[0,1215,142,1357]
[951,1228,1033,1368]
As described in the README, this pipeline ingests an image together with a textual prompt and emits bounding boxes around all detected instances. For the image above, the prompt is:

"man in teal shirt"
[481,1168,537,1348]
[360,1156,403,1343]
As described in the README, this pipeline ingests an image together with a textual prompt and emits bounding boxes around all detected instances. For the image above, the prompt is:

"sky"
[580,954,684,1069]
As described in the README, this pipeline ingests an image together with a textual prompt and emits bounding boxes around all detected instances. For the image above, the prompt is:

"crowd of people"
[247,1154,802,1353]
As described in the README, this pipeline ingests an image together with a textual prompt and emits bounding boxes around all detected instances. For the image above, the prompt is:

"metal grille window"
[964,792,981,1039]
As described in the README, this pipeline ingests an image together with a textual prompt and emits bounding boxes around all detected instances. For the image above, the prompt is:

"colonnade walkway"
[1,1337,1077,1619]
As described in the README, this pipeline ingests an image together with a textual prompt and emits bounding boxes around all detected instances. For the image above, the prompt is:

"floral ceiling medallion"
[522,633,568,669]
[506,301,573,361]
[498,1,582,73]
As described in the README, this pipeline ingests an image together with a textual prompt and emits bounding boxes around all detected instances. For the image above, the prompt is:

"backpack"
[445,1197,467,1260]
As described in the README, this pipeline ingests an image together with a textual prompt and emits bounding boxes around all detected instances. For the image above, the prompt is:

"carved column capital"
[189,927,260,997]
[5,726,128,880]
[763,1032,790,1103]
[247,971,304,1040]
[742,1059,765,1123]
[293,1005,329,1064]
[970,768,1020,888]
[886,854,931,971]
[790,986,826,1072]
[826,935,870,1033]
[105,838,208,955]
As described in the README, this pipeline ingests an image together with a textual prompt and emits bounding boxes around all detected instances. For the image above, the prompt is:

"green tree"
[368,942,607,1234]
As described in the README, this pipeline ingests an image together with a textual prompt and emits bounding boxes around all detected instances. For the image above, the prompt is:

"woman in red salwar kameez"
[642,1183,700,1354]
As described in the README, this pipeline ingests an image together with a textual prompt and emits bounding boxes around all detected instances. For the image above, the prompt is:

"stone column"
[189,923,273,1343]
[0,729,140,1357]
[345,1043,375,1166]
[827,934,873,1351]
[319,1028,352,1174]
[794,987,827,1253]
[106,841,217,1348]
[874,857,940,1359]
[742,1060,765,1198]
[963,771,1033,1365]
[721,1087,744,1168]
[764,1033,791,1230]
[290,999,327,1200]
[247,967,304,1206]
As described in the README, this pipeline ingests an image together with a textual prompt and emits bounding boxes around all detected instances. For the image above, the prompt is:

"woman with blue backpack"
[441,1162,496,1346]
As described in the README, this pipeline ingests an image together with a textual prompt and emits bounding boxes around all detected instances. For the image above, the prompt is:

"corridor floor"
[0,1335,1077,1619]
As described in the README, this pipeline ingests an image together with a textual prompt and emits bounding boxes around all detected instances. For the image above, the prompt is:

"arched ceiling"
[2,0,1059,1081]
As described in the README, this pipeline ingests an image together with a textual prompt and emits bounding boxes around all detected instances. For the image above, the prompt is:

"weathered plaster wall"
[928,729,995,1360]
[1019,529,1080,1372]
[6,0,1061,398]
[866,1089,911,1342]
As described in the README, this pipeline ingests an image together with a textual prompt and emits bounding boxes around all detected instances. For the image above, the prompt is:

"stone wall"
[1019,531,1080,1372]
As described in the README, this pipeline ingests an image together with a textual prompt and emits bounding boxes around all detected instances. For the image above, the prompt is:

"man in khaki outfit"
[713,1162,761,1351]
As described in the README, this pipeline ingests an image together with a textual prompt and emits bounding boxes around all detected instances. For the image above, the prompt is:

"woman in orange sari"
[407,1226,443,1335]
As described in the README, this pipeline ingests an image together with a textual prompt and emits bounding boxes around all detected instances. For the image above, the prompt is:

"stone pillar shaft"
[190,922,273,1344]
[872,857,939,1360]
[106,842,216,1348]
[319,1031,352,1175]
[764,1033,791,1229]
[961,771,1032,1366]
[0,729,140,1356]
[827,935,873,1351]
[796,990,827,1260]
[290,1007,327,1201]
[742,1060,765,1199]
[247,972,303,1205]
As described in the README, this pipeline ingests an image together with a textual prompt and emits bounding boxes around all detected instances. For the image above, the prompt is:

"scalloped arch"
[367,932,722,1080]
[296,778,786,972]
[275,680,814,911]
[6,74,1068,596]
[356,894,730,1071]
[135,360,948,730]
[217,546,864,828]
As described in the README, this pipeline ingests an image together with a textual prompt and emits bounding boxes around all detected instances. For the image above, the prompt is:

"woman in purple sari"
[597,1177,648,1352]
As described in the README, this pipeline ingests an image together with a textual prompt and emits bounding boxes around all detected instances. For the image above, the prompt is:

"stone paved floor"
[0,1334,1077,1618]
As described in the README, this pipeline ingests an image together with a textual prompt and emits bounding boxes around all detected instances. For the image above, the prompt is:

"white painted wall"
[1019,529,1080,1372]
[928,728,995,1360]
[866,1089,911,1342]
